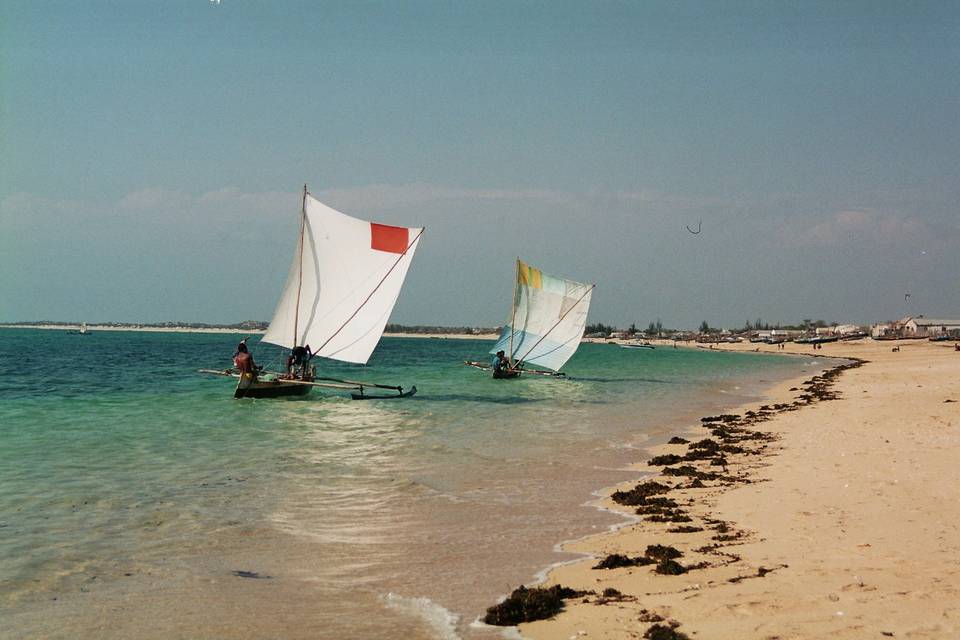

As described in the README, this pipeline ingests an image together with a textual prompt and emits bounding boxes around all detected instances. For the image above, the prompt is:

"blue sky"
[2,1,958,328]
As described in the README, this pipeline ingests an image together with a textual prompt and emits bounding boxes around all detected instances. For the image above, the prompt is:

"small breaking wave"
[382,592,461,640]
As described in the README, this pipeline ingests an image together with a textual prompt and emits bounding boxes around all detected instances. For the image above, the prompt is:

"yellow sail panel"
[518,260,542,289]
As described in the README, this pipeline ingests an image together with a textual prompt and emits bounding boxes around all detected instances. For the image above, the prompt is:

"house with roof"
[901,316,960,338]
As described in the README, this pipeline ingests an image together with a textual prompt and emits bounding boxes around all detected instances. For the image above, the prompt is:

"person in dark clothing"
[492,350,518,379]
[288,344,313,378]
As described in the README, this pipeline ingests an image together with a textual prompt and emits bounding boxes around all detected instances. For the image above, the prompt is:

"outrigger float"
[466,258,594,380]
[201,185,423,400]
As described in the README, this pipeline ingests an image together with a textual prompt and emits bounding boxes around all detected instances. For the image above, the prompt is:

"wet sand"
[515,338,960,639]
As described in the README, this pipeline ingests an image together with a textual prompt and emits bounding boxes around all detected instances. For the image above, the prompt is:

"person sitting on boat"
[233,340,257,375]
[287,344,313,379]
[492,350,518,379]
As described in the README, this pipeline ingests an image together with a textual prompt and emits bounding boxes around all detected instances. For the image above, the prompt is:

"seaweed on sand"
[594,545,684,570]
[654,559,688,575]
[688,438,721,452]
[638,609,665,623]
[483,585,592,625]
[595,587,636,604]
[648,454,684,466]
[727,565,785,583]
[593,554,655,569]
[644,622,691,640]
[661,465,723,481]
[634,496,681,518]
[610,481,672,506]
[668,436,690,444]
[645,544,683,561]
[635,496,678,509]
[667,525,704,534]
[645,511,693,523]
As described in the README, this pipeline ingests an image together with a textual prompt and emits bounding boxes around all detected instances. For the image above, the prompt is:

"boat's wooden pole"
[292,184,308,348]
[508,257,519,367]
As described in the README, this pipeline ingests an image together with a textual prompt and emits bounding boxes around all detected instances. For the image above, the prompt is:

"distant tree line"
[1,320,269,330]
[384,324,498,335]
[582,317,840,337]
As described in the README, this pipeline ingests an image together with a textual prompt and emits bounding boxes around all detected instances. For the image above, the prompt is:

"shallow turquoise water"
[0,329,817,639]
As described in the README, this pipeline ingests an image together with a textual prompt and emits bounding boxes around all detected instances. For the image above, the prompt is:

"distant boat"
[200,185,423,399]
[66,323,92,335]
[465,259,594,379]
[620,341,654,350]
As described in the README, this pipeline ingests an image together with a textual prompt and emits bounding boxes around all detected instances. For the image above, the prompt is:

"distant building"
[902,317,960,338]
[817,324,863,337]
[872,316,960,339]
[870,323,892,339]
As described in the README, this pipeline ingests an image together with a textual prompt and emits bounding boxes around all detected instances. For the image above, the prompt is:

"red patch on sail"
[370,223,409,254]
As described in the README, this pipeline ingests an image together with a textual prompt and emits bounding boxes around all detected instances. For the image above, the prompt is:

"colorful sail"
[489,260,594,372]
[262,192,423,364]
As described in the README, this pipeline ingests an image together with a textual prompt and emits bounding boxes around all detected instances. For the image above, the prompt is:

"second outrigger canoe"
[467,259,594,379]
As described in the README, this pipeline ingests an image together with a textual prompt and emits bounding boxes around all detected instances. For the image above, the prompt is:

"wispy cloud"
[117,187,193,211]
[785,208,933,248]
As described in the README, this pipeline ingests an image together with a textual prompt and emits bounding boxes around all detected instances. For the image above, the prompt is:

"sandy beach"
[513,338,960,639]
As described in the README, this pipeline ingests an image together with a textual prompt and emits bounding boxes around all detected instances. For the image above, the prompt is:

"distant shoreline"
[0,323,264,335]
[0,323,500,340]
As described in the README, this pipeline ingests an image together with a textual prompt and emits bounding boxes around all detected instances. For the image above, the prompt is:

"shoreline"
[499,338,960,639]
[0,324,499,340]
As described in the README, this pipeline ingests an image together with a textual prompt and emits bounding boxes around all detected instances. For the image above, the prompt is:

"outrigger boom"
[198,369,417,400]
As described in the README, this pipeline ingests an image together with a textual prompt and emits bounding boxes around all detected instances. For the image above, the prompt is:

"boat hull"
[234,373,312,399]
[463,360,565,379]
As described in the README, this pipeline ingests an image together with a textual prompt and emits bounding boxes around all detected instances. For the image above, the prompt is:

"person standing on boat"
[233,340,257,375]
[287,344,313,379]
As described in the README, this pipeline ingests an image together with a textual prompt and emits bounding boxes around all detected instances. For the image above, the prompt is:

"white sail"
[262,192,423,364]
[489,260,594,372]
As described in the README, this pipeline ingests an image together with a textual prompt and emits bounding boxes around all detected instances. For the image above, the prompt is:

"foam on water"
[383,592,462,640]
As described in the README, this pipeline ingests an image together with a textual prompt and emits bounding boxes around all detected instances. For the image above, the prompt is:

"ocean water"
[0,329,817,639]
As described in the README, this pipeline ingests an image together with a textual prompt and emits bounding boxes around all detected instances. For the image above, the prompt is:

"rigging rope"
[514,284,595,368]
[314,227,425,354]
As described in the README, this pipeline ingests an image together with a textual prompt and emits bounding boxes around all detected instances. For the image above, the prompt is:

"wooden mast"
[508,257,519,367]
[292,184,308,348]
